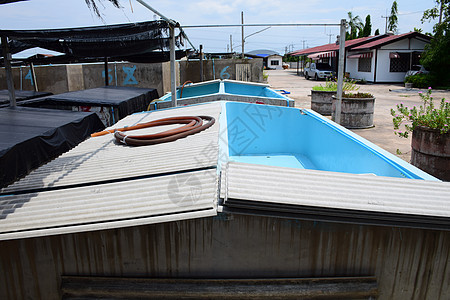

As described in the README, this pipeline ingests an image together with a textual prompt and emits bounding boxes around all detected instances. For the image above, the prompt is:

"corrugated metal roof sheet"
[290,36,373,56]
[2,103,221,193]
[221,162,450,230]
[351,32,431,50]
[0,169,217,240]
[0,103,222,240]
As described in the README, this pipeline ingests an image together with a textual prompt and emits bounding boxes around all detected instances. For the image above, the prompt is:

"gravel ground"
[266,69,450,163]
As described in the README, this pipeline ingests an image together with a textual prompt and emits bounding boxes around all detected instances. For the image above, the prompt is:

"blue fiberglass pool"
[222,102,437,180]
[152,79,294,110]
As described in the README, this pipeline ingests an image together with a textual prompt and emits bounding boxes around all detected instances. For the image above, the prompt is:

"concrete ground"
[266,69,450,163]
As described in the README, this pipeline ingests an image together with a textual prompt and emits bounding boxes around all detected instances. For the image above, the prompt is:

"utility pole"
[230,34,233,52]
[326,33,333,44]
[335,19,347,125]
[241,11,244,59]
[381,10,389,33]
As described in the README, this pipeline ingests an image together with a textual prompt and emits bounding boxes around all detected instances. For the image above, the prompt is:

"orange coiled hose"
[180,80,193,98]
[91,115,215,147]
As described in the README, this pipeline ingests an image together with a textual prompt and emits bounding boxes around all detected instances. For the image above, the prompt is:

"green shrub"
[391,88,450,137]
[312,78,359,92]
[404,73,435,88]
[342,92,374,98]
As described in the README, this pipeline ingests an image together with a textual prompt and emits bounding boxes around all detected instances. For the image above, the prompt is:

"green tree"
[374,28,380,35]
[361,15,372,37]
[346,11,363,40]
[421,0,450,86]
[388,1,399,33]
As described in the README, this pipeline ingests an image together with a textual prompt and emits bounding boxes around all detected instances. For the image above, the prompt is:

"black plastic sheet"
[19,86,159,120]
[0,90,52,105]
[0,107,104,188]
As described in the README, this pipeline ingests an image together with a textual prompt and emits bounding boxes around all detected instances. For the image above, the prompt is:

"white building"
[246,50,283,70]
[267,54,283,70]
[291,32,431,83]
[345,32,431,83]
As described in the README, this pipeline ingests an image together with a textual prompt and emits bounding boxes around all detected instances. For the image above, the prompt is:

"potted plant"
[332,92,375,129]
[262,71,269,83]
[404,76,413,89]
[311,79,358,115]
[391,87,450,181]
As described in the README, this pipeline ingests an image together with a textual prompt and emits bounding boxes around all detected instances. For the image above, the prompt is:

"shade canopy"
[307,51,336,60]
[347,52,373,59]
[0,20,189,63]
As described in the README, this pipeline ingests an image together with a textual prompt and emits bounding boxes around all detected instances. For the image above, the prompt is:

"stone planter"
[411,126,450,181]
[311,90,336,116]
[405,82,413,89]
[331,96,375,129]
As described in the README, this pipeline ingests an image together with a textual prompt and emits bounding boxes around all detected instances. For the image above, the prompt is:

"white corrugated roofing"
[0,103,222,240]
[221,162,450,229]
[2,103,221,193]
[2,101,449,240]
[0,170,217,240]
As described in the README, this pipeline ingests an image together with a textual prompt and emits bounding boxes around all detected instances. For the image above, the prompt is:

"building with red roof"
[290,32,431,83]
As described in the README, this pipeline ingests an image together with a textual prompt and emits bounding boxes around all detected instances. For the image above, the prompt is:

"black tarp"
[0,106,104,188]
[18,86,159,120]
[0,90,52,105]
[0,20,189,62]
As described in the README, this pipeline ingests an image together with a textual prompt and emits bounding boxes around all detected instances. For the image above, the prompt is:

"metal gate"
[236,64,251,81]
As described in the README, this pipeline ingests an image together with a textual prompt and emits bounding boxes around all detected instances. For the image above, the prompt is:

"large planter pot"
[331,96,375,129]
[411,126,450,181]
[405,82,413,89]
[311,90,336,116]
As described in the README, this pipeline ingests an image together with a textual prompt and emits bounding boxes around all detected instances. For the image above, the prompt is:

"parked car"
[304,63,335,80]
[404,65,429,80]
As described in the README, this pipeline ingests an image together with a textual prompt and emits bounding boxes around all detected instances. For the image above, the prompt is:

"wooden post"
[241,11,244,59]
[335,19,347,125]
[30,62,38,92]
[1,36,16,107]
[199,44,203,82]
[104,57,109,86]
[170,26,177,107]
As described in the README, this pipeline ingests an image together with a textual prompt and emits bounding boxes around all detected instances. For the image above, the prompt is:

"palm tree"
[85,0,120,17]
[347,12,364,40]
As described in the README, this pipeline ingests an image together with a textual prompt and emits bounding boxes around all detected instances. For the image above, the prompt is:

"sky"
[0,0,440,57]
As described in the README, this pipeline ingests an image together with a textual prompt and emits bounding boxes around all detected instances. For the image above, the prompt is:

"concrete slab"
[266,69,450,164]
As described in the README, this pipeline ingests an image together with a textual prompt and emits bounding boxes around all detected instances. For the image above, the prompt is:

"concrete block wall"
[179,58,263,84]
[0,61,179,97]
[1,59,264,97]
[0,64,79,94]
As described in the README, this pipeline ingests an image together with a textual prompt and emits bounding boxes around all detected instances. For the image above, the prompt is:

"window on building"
[358,57,371,72]
[390,53,409,72]
[412,52,422,66]
[270,60,279,66]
